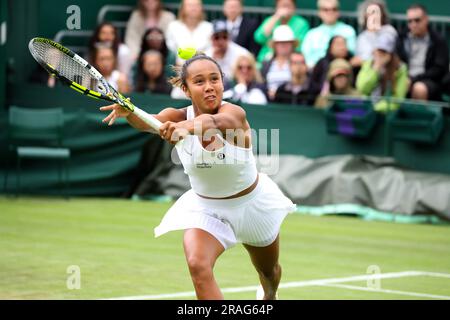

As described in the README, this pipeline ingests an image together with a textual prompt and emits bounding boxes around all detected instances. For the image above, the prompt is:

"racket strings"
[31,41,100,91]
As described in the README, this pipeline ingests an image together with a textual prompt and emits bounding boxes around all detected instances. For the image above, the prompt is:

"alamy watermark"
[66,265,81,290]
[66,5,81,30]
[366,265,382,290]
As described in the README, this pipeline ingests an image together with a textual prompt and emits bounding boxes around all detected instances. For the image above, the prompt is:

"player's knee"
[411,82,429,100]
[187,257,213,281]
[258,263,281,279]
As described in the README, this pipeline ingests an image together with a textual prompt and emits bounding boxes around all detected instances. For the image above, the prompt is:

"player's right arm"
[100,104,187,133]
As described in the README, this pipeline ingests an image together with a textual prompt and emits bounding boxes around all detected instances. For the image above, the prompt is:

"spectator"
[139,27,172,65]
[88,22,133,76]
[130,27,175,85]
[309,35,354,97]
[274,52,314,105]
[261,25,297,100]
[224,54,268,105]
[91,44,130,94]
[396,4,449,101]
[166,0,213,65]
[356,28,408,112]
[301,0,356,68]
[205,20,250,81]
[254,0,309,64]
[135,50,172,94]
[223,0,261,57]
[355,1,392,65]
[125,0,176,59]
[315,58,361,108]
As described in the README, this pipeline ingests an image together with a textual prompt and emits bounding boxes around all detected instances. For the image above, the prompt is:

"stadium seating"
[4,106,71,196]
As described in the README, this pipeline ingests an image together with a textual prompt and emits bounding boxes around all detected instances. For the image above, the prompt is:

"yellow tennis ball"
[177,47,197,60]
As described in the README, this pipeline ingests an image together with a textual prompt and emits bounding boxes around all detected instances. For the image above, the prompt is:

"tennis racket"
[28,37,162,131]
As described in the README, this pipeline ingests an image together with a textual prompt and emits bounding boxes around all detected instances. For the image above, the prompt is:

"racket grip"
[133,107,162,131]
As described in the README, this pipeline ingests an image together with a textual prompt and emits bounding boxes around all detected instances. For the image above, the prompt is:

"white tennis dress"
[154,105,296,249]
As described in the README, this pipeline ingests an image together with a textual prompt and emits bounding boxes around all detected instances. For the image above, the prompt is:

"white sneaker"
[256,285,265,300]
[256,285,279,300]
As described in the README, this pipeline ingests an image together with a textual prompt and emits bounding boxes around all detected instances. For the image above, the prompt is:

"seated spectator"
[166,0,213,65]
[309,35,355,97]
[125,0,176,59]
[88,22,133,76]
[355,0,391,65]
[356,28,408,112]
[223,0,261,57]
[130,27,175,86]
[91,44,130,94]
[135,50,172,94]
[224,54,268,105]
[301,0,356,68]
[205,20,250,81]
[396,4,449,101]
[254,0,309,64]
[261,25,297,100]
[274,52,315,105]
[315,58,361,108]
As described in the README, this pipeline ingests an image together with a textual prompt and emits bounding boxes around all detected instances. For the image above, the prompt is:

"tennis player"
[100,53,295,300]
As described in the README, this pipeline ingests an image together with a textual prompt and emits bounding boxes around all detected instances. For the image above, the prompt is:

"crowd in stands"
[32,0,450,111]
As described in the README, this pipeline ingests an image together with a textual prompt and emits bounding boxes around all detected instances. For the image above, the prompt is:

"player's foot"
[256,285,279,300]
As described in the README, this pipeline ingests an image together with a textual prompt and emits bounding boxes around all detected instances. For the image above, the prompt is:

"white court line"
[323,283,450,300]
[103,270,450,300]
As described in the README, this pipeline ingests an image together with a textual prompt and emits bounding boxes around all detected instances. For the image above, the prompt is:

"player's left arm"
[159,103,248,144]
[184,103,247,133]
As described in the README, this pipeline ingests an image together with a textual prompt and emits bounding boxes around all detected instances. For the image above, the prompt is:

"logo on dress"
[217,153,225,160]
[196,163,212,169]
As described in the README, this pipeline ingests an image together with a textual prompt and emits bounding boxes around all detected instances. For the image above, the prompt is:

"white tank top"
[106,70,121,91]
[175,105,258,198]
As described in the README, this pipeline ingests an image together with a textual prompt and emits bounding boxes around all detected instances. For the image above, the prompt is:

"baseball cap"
[212,20,228,34]
[375,25,398,53]
[328,58,352,80]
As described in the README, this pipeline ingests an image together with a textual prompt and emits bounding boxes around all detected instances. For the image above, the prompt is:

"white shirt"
[266,61,291,93]
[226,16,243,41]
[205,42,250,80]
[166,20,213,64]
[106,70,121,91]
[117,44,133,75]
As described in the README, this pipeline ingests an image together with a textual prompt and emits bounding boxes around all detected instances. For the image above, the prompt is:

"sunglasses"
[407,17,423,24]
[213,34,228,41]
[320,7,338,12]
[146,34,164,41]
[238,65,253,71]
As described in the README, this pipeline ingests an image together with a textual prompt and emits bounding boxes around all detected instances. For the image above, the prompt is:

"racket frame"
[29,37,162,131]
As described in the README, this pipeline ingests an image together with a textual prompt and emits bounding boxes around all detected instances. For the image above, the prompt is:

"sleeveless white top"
[175,105,258,198]
[106,70,121,91]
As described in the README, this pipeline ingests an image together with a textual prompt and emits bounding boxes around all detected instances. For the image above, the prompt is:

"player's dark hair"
[168,53,225,89]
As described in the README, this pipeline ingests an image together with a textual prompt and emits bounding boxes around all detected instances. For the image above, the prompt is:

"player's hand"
[159,121,189,144]
[100,103,131,126]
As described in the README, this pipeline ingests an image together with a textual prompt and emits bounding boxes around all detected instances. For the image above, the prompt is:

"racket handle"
[133,107,162,131]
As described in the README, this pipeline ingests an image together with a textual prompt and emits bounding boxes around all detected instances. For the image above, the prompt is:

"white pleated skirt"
[154,173,297,249]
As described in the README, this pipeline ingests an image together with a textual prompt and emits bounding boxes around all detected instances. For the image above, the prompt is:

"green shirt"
[356,60,409,112]
[254,15,310,64]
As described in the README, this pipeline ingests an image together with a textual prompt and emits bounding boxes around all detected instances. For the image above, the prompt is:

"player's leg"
[243,235,281,300]
[183,228,225,300]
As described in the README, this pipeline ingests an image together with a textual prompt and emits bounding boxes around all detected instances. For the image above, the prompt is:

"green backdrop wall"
[1,84,450,196]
